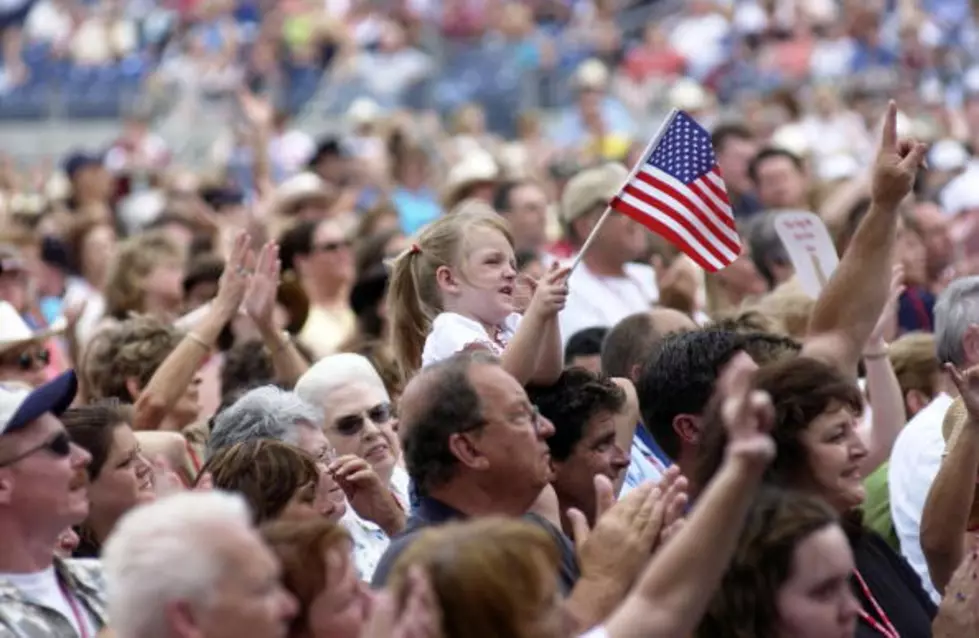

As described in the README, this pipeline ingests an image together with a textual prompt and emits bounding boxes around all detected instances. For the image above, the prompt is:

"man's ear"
[904,389,928,418]
[0,468,14,506]
[166,599,204,638]
[672,413,702,446]
[447,432,488,471]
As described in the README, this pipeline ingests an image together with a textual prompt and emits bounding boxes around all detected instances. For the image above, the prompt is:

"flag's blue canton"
[645,112,718,184]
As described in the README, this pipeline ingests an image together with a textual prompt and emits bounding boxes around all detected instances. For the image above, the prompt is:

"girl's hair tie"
[410,243,421,255]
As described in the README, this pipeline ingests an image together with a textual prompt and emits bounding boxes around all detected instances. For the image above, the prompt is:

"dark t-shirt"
[371,496,580,593]
[853,530,936,638]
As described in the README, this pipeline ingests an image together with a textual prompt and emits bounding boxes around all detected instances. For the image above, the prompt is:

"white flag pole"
[569,109,681,273]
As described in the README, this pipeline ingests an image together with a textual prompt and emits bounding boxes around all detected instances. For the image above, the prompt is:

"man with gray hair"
[103,490,297,638]
[889,275,979,602]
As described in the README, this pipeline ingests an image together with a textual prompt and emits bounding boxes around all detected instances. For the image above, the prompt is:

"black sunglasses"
[0,348,50,371]
[0,431,72,467]
[334,402,394,437]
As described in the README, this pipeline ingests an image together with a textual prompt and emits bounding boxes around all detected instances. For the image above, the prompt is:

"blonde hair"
[387,210,513,377]
[387,518,560,638]
[751,278,815,340]
[888,332,940,399]
[105,231,183,319]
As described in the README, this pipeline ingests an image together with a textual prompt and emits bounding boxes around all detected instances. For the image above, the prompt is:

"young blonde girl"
[387,207,567,384]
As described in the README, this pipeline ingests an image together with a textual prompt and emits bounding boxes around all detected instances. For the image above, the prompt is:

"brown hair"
[82,316,183,402]
[888,332,940,400]
[261,519,352,635]
[201,439,320,524]
[388,518,561,638]
[695,356,863,491]
[697,487,841,638]
[386,209,513,377]
[62,400,135,480]
[105,230,183,319]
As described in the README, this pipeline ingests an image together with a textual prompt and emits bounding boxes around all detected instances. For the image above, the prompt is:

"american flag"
[610,110,742,272]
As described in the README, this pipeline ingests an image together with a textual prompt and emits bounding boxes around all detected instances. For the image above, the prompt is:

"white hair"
[935,275,979,366]
[102,491,252,638]
[207,385,323,458]
[295,353,389,408]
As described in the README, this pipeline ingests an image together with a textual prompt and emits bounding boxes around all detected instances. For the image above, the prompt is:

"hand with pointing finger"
[872,101,927,211]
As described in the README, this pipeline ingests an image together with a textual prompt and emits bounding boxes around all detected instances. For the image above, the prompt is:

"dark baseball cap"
[0,371,78,436]
[63,152,104,179]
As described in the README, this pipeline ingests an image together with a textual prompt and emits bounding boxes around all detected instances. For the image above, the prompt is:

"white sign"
[773,211,840,299]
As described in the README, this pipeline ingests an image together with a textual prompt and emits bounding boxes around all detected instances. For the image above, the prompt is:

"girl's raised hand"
[528,263,570,318]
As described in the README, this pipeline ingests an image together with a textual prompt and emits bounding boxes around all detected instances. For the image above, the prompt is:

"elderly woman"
[63,401,156,557]
[698,487,860,638]
[209,385,400,580]
[696,356,937,638]
[202,439,346,524]
[295,353,410,511]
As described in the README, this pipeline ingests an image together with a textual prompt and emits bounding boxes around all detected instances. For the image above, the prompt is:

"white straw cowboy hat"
[271,172,337,218]
[441,150,499,209]
[0,301,65,356]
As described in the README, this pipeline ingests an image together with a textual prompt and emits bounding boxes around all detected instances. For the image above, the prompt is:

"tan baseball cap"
[559,163,629,226]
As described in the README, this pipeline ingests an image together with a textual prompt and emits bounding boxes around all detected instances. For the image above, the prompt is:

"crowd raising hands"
[7,70,979,638]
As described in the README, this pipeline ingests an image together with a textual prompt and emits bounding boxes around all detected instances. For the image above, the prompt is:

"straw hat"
[441,151,499,210]
[271,172,337,218]
[559,163,629,226]
[0,301,65,355]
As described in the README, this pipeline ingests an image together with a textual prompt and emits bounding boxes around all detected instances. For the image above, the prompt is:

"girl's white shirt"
[421,311,522,368]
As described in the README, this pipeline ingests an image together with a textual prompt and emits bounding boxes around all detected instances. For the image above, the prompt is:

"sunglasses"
[0,431,72,467]
[312,240,353,254]
[333,402,394,437]
[1,349,51,371]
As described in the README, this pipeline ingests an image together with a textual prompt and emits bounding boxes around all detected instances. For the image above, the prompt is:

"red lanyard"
[58,578,91,638]
[853,569,899,638]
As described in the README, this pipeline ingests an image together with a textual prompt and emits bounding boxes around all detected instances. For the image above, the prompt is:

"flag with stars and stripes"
[610,110,742,272]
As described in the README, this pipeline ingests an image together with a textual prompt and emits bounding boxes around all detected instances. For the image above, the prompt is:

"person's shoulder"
[59,557,105,591]
[893,395,952,448]
[370,525,424,589]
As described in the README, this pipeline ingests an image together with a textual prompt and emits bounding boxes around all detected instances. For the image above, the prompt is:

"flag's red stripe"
[687,180,739,238]
[610,196,721,272]
[633,170,741,255]
[705,168,734,212]
[621,183,730,265]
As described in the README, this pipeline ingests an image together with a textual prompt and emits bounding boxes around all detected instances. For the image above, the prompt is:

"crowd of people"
[6,1,979,638]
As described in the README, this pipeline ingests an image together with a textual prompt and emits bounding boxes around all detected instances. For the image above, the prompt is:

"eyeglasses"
[0,348,51,371]
[333,402,394,437]
[0,431,72,467]
[312,240,353,254]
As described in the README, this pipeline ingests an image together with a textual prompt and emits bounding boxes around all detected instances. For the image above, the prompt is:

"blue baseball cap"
[63,152,104,179]
[0,371,77,435]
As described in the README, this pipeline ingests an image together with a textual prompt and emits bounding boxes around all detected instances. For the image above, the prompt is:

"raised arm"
[921,365,979,594]
[803,102,927,378]
[858,265,907,475]
[603,353,776,638]
[133,233,251,430]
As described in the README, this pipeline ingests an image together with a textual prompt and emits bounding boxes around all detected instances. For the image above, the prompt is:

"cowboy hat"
[271,172,337,218]
[0,301,65,355]
[441,150,499,210]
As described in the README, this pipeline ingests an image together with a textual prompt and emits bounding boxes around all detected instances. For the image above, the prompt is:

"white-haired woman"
[295,353,411,577]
